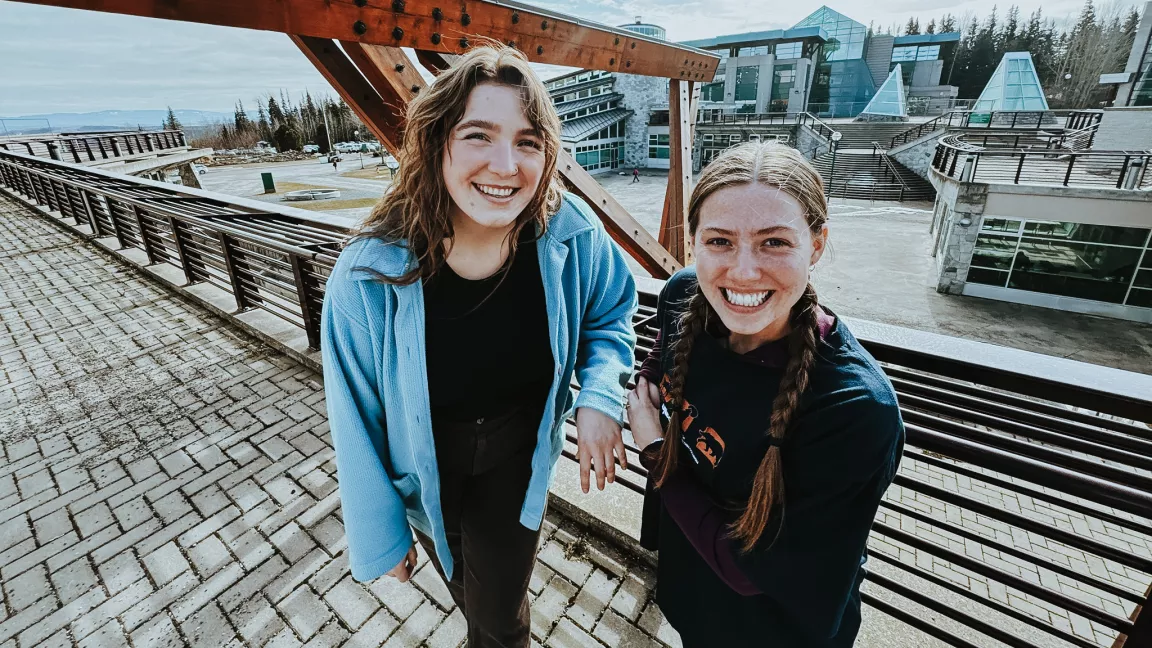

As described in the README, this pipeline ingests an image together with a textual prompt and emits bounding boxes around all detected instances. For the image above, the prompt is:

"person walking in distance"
[321,46,637,648]
[633,166,640,183]
[627,141,904,647]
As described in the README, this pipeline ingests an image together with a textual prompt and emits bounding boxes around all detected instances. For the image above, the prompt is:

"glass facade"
[576,141,625,170]
[860,65,907,116]
[621,23,666,40]
[794,6,867,61]
[647,134,670,159]
[701,81,725,102]
[1132,33,1152,106]
[737,45,770,57]
[775,41,803,59]
[967,218,1152,308]
[794,7,874,117]
[891,45,941,62]
[735,65,759,101]
[771,64,796,111]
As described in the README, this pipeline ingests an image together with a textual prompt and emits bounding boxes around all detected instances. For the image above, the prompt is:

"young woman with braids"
[627,142,905,647]
[321,46,637,647]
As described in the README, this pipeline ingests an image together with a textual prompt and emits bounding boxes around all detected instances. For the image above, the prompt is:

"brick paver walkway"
[0,196,679,648]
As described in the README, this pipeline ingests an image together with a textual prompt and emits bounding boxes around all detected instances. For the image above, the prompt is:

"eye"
[705,237,732,247]
[463,132,489,141]
[763,238,792,248]
[519,139,542,150]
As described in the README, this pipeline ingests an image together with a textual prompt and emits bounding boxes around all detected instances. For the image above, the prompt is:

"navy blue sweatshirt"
[638,269,905,648]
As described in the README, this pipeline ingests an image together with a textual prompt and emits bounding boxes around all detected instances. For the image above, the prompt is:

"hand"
[627,377,664,450]
[575,407,627,493]
[387,542,418,582]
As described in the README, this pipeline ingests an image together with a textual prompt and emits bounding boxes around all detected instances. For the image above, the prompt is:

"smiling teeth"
[476,184,515,198]
[722,289,771,307]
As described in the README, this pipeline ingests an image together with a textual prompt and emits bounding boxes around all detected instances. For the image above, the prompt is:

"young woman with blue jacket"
[320,46,637,647]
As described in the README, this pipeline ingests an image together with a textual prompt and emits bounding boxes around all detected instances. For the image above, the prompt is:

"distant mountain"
[1,109,235,134]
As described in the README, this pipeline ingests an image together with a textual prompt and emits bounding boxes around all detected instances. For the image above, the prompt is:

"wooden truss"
[13,0,721,276]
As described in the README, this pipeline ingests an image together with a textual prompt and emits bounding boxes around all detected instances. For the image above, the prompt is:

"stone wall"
[889,131,946,182]
[613,72,668,168]
[794,124,827,160]
[933,180,987,295]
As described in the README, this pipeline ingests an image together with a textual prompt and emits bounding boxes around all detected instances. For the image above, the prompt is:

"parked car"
[192,164,208,175]
[303,144,320,154]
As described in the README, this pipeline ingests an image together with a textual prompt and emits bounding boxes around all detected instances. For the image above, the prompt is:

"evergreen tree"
[926,19,937,34]
[256,103,273,142]
[233,100,253,133]
[1002,5,1020,51]
[905,17,920,35]
[164,106,182,131]
[267,96,286,127]
[939,14,957,33]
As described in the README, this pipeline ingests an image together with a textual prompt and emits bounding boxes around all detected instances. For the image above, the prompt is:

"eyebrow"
[455,119,541,137]
[700,225,797,236]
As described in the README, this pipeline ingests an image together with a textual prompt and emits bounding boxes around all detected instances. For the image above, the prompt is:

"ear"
[809,224,829,266]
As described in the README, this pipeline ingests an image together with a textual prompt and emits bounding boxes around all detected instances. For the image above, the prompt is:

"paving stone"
[142,541,192,586]
[278,586,332,641]
[324,576,382,630]
[537,541,594,586]
[49,557,99,605]
[3,563,52,612]
[270,522,317,563]
[382,600,444,648]
[566,568,618,631]
[532,575,579,641]
[181,601,238,648]
[97,550,148,595]
[75,620,129,648]
[592,610,661,648]
[412,562,455,611]
[638,601,682,648]
[346,609,401,648]
[609,572,650,623]
[231,597,287,646]
[547,617,603,648]
[130,613,184,648]
[368,576,426,621]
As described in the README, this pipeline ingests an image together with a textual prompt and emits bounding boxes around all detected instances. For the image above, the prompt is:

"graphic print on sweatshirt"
[659,373,727,471]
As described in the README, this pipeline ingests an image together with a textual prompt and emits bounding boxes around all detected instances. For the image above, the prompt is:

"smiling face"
[691,182,827,346]
[442,83,546,233]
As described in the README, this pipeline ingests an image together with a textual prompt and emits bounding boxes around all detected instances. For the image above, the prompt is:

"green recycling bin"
[261,172,276,194]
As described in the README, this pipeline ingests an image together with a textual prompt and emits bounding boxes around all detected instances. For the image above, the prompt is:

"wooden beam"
[290,35,404,155]
[415,49,454,76]
[11,0,720,80]
[1116,586,1152,647]
[659,79,696,266]
[341,42,425,104]
[559,150,680,279]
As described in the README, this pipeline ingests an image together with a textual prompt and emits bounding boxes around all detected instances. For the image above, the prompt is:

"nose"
[487,140,518,176]
[729,244,760,282]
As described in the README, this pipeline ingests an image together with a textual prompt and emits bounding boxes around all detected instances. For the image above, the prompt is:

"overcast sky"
[0,0,1133,118]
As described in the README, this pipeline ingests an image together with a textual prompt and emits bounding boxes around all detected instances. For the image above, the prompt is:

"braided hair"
[650,142,828,552]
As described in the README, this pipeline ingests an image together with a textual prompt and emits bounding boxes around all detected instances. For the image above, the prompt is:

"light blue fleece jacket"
[320,193,638,582]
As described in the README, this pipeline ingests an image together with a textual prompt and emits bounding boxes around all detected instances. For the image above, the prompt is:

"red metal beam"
[10,0,719,80]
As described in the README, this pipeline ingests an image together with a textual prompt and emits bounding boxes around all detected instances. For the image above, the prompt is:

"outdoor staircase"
[828,122,917,150]
[810,149,936,201]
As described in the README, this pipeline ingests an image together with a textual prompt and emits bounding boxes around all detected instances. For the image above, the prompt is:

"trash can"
[261,172,276,194]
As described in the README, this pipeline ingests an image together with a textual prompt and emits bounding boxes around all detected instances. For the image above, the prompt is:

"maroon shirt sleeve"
[640,442,762,596]
[638,330,663,384]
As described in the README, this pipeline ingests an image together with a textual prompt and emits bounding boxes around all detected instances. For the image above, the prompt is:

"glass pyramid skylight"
[860,65,908,117]
[972,52,1049,111]
[792,6,867,61]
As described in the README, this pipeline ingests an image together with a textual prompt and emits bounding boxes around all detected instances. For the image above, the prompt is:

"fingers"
[644,377,661,409]
[616,435,628,472]
[595,446,608,490]
[579,443,592,494]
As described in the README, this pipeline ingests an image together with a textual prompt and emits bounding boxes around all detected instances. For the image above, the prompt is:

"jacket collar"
[347,196,594,282]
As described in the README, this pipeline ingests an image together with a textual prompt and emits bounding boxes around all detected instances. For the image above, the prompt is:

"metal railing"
[0,129,188,164]
[0,149,340,348]
[872,140,911,200]
[932,135,1152,189]
[888,110,1102,149]
[696,111,800,125]
[4,148,1152,648]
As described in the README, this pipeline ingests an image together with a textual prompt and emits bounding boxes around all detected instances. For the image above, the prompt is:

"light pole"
[828,130,843,198]
[354,129,364,169]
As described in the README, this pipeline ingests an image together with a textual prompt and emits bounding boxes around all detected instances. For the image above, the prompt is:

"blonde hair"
[353,44,564,284]
[653,142,828,551]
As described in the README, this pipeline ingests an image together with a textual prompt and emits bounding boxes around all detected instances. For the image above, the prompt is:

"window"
[775,42,802,59]
[918,45,940,61]
[702,81,725,102]
[737,45,770,57]
[966,219,1152,307]
[735,65,759,101]
[648,134,670,159]
[891,46,918,63]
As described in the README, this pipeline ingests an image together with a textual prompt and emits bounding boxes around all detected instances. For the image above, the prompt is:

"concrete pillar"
[178,163,202,189]
[934,184,987,295]
[788,59,813,114]
[755,54,776,113]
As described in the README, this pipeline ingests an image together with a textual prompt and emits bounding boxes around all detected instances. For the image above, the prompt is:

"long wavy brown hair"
[352,44,565,284]
[652,142,829,552]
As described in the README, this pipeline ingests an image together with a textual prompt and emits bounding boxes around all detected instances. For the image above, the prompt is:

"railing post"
[79,190,102,234]
[110,139,122,157]
[165,215,195,285]
[1118,156,1131,190]
[46,142,62,161]
[217,231,251,310]
[83,139,95,162]
[131,205,159,265]
[289,253,322,350]
[1015,154,1025,184]
[1064,157,1075,186]
[104,199,129,250]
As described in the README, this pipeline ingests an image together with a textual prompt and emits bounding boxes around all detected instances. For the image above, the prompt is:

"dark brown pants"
[415,405,544,648]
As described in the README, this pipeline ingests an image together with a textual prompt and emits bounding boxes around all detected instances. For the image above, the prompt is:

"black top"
[423,231,554,425]
[640,268,905,648]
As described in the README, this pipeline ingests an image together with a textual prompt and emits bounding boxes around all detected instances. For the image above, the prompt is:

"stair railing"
[872,141,910,202]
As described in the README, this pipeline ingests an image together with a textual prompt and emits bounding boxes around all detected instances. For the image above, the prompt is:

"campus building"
[546,18,678,172]
[682,6,961,118]
[1104,0,1151,106]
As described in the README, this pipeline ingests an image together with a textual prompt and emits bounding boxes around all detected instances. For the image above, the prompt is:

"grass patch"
[340,167,394,180]
[287,197,380,211]
[255,181,327,196]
